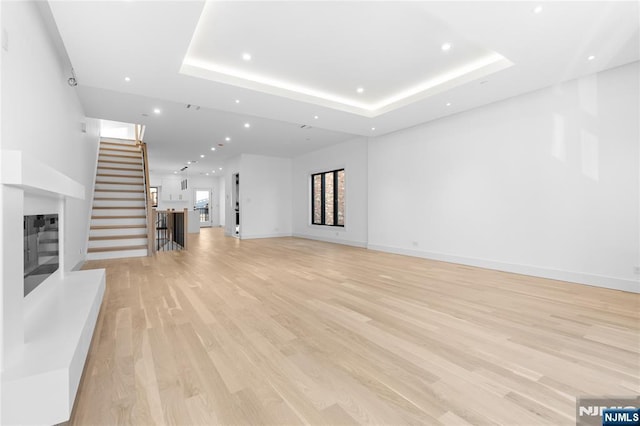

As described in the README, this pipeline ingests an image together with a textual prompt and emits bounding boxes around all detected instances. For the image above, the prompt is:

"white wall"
[1,2,100,270]
[292,137,368,247]
[0,1,100,374]
[239,154,292,239]
[368,62,639,293]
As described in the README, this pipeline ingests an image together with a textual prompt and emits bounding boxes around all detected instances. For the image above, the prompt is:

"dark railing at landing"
[154,209,187,252]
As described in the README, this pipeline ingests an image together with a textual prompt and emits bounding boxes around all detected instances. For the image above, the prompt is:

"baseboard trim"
[367,244,639,294]
[293,233,367,248]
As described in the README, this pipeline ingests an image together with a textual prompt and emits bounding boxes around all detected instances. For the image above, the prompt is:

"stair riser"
[96,169,143,177]
[98,155,141,164]
[99,144,140,151]
[89,228,147,237]
[88,238,148,249]
[93,192,145,199]
[95,183,145,191]
[95,175,144,184]
[97,161,142,170]
[91,218,146,227]
[91,208,146,217]
[86,249,148,261]
[93,200,146,208]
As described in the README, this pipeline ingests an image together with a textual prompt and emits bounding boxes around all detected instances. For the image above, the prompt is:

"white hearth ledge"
[1,269,105,425]
[0,150,84,199]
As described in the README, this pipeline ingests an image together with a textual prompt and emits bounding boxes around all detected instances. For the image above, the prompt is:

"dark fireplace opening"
[24,214,59,297]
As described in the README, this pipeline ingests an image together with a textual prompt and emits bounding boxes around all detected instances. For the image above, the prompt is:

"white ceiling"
[48,1,639,176]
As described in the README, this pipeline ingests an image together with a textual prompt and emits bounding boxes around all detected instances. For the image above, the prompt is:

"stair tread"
[95,181,144,185]
[96,173,143,178]
[99,153,141,159]
[94,189,144,193]
[90,224,146,230]
[98,160,142,165]
[87,245,148,253]
[93,206,145,209]
[89,234,147,241]
[94,197,146,201]
[92,215,146,219]
[97,166,144,172]
[100,147,140,154]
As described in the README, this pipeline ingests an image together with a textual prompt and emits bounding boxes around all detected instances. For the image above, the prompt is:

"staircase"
[87,139,149,260]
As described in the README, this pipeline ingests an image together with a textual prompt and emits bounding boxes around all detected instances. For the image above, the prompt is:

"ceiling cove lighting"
[441,43,452,51]
[533,5,543,14]
[181,52,513,117]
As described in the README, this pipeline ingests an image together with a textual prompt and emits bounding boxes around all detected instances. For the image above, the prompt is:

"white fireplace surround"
[0,150,105,425]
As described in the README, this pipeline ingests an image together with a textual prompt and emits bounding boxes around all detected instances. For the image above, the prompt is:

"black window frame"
[311,168,344,227]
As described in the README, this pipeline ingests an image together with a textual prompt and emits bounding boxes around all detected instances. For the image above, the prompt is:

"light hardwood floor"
[72,227,639,425]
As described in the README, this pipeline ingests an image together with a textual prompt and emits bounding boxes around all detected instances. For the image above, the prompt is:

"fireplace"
[23,214,59,296]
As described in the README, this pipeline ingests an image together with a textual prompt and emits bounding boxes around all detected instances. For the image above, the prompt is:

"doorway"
[194,189,212,227]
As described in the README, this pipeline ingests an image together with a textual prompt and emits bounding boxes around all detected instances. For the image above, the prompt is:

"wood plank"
[89,235,147,241]
[73,228,640,425]
[90,224,146,230]
[91,215,146,219]
[87,245,148,253]
[95,181,144,186]
[92,206,145,210]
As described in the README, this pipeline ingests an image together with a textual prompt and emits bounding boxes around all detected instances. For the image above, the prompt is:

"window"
[312,169,344,226]
[149,187,158,207]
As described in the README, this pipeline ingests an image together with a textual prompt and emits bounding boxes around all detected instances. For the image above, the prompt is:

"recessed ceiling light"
[446,102,451,107]
[244,123,251,128]
[124,76,131,82]
[235,99,240,104]
[187,161,191,165]
[219,167,222,170]
[371,127,376,131]
[225,137,230,141]
[153,108,161,114]
[356,87,364,94]
[206,173,209,176]
[200,154,205,158]
[533,5,543,14]
[242,53,252,61]
[174,171,177,174]
[212,170,216,173]
[588,55,596,61]
[211,147,216,151]
[314,115,319,119]
[441,43,452,52]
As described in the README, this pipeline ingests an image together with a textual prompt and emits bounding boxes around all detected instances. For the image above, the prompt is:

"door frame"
[193,188,212,227]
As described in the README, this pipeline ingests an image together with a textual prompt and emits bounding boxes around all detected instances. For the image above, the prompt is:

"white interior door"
[194,189,212,227]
